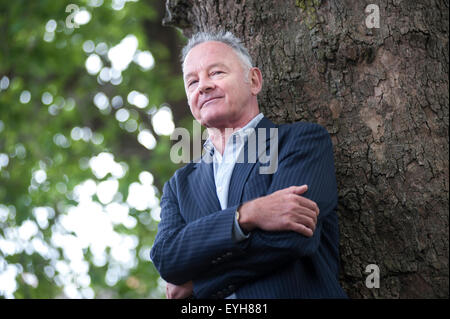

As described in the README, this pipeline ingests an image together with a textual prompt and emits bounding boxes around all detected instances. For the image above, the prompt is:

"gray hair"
[181,31,253,72]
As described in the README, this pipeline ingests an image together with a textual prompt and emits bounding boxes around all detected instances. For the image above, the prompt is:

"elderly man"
[150,31,347,299]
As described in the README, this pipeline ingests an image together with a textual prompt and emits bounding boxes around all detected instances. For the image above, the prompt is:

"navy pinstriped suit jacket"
[151,117,347,298]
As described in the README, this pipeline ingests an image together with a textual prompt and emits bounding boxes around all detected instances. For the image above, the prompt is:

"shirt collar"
[203,113,264,155]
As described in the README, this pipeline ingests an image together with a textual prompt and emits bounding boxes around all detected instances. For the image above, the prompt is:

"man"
[150,31,347,299]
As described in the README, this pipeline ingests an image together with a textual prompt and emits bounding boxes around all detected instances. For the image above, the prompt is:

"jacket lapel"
[227,117,277,207]
[188,153,222,217]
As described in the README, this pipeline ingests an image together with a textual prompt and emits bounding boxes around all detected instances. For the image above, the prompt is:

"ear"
[249,67,263,95]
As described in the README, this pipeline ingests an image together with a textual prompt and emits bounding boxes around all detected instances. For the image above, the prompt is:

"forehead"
[183,41,241,76]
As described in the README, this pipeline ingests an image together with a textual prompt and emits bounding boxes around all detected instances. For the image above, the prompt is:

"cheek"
[187,91,199,108]
[187,94,200,117]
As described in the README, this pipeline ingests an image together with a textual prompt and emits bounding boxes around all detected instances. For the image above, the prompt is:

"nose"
[198,76,215,94]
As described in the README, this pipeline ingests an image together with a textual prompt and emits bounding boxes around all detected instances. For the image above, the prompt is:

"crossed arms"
[150,123,338,298]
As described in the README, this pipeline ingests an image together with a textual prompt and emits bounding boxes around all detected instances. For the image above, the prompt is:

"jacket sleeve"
[150,178,249,285]
[251,122,338,256]
[193,123,339,297]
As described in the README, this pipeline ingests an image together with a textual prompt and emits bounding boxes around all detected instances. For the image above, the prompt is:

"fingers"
[290,222,314,237]
[289,193,319,217]
[166,284,171,299]
[298,197,320,217]
[287,211,316,233]
[286,185,320,216]
[284,196,318,236]
[295,213,316,232]
[166,281,193,299]
[258,185,321,236]
[290,185,308,195]
[287,195,318,221]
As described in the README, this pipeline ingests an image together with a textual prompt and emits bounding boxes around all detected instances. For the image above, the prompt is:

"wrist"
[238,201,256,232]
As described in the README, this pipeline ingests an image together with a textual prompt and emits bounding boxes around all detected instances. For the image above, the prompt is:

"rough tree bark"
[162,0,449,298]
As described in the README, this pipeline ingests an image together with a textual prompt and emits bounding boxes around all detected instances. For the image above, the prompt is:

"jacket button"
[228,285,235,291]
[217,291,224,298]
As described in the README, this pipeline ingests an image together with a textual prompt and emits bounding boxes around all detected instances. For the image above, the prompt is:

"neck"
[207,109,259,155]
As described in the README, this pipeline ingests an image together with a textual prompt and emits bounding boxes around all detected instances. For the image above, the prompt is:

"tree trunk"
[163,0,449,298]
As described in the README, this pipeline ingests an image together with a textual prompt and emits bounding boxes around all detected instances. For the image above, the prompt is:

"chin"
[200,111,228,128]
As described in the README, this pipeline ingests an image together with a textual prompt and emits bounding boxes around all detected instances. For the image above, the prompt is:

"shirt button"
[217,186,223,192]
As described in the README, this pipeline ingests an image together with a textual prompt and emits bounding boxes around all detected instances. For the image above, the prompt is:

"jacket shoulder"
[278,121,330,139]
[175,161,196,178]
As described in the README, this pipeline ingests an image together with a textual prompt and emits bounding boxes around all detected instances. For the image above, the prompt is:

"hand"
[166,281,193,299]
[238,185,319,237]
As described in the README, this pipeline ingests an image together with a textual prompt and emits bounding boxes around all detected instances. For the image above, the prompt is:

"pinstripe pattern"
[150,117,347,298]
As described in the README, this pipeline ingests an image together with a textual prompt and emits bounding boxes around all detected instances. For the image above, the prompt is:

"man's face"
[183,41,256,129]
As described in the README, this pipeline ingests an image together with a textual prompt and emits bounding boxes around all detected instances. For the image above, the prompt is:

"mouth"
[200,96,223,109]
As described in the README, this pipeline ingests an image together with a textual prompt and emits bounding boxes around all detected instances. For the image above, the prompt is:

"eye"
[211,70,224,76]
[188,79,198,87]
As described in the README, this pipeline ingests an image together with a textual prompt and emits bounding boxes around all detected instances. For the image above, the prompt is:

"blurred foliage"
[0,0,191,298]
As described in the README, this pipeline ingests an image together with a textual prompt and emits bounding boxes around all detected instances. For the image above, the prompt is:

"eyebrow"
[184,63,229,80]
